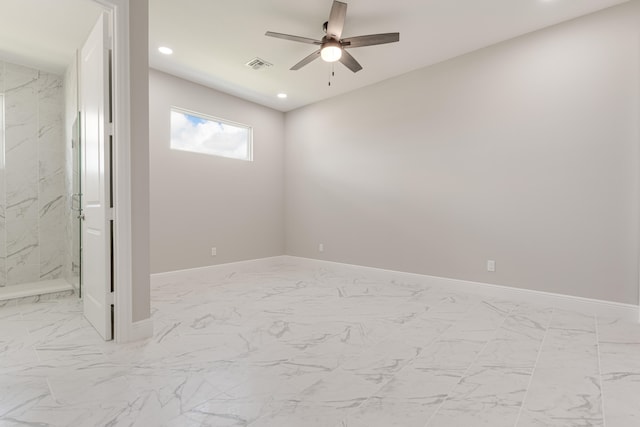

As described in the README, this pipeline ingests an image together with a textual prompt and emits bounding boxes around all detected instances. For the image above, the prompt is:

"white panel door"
[81,13,113,340]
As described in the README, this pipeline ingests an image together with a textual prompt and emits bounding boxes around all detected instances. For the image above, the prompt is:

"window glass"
[170,108,252,161]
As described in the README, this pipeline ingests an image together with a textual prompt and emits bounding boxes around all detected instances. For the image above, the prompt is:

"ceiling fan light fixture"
[321,41,342,62]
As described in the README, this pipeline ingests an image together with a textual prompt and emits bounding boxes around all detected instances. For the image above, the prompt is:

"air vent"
[245,57,273,70]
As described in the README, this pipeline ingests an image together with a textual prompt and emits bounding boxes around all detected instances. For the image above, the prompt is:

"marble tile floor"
[1,260,639,427]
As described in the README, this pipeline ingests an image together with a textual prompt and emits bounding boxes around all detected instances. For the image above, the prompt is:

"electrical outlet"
[487,260,495,272]
[211,247,217,256]
[318,243,324,253]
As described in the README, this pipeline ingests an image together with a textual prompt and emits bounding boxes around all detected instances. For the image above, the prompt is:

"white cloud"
[170,110,251,160]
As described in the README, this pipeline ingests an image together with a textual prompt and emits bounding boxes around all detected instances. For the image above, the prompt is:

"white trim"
[129,318,154,342]
[150,255,638,322]
[151,256,287,281]
[111,0,136,343]
[284,256,639,322]
[90,0,143,342]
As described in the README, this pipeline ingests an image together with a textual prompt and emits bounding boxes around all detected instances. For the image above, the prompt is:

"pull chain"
[328,63,335,86]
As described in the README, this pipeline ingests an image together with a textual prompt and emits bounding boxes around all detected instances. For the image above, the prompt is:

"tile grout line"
[421,299,519,427]
[287,280,460,426]
[224,273,397,426]
[335,294,460,423]
[595,314,607,427]
[512,308,554,427]
[248,277,469,427]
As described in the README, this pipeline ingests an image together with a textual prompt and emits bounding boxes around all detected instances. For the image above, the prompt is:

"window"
[170,108,253,161]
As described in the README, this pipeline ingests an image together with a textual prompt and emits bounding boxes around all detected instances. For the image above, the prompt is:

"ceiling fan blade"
[326,1,347,39]
[291,49,322,70]
[339,49,362,73]
[265,31,322,45]
[342,33,400,48]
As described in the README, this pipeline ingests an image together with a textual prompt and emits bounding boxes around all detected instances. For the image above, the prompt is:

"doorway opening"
[0,2,102,311]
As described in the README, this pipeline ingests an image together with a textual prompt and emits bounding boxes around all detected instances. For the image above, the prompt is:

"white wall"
[284,2,640,304]
[149,70,285,273]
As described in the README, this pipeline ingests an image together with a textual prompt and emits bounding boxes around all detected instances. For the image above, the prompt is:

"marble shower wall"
[0,60,67,287]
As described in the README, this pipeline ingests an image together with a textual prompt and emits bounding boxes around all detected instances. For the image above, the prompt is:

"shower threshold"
[0,279,74,303]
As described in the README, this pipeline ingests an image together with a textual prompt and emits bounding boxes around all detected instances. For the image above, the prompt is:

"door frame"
[91,0,141,342]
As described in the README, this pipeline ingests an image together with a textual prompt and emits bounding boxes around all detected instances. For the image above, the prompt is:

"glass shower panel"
[71,114,82,296]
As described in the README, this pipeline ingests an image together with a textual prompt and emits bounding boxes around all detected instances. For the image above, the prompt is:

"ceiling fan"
[265,0,400,73]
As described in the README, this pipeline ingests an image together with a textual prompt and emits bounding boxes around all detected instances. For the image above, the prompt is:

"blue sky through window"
[185,113,207,126]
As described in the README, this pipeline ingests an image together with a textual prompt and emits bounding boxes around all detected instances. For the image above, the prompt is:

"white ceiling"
[0,0,102,74]
[0,0,630,111]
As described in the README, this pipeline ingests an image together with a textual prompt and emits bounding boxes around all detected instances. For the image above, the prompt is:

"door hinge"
[107,122,114,136]
[107,207,115,221]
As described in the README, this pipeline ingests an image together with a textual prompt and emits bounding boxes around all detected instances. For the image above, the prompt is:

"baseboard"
[148,255,638,322]
[150,255,288,282]
[120,318,154,342]
[282,256,639,322]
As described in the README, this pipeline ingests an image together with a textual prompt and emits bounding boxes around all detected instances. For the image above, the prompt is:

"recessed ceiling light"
[277,93,288,99]
[158,46,173,55]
